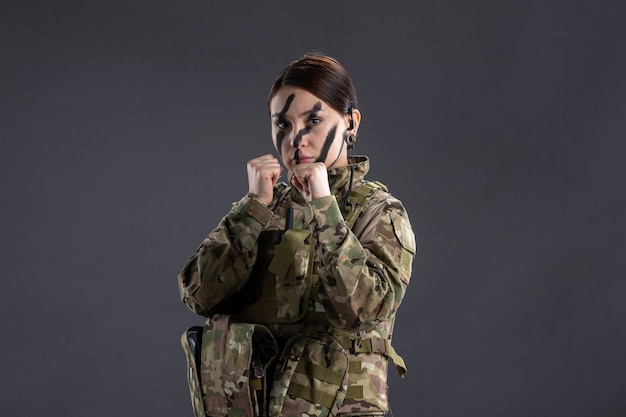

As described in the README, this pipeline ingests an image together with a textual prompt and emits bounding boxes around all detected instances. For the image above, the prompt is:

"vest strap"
[341,181,386,228]
[287,382,335,409]
[335,335,407,377]
[345,385,364,399]
[295,360,345,386]
[348,358,362,373]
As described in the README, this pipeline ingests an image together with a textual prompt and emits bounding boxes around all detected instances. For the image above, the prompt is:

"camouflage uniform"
[179,155,416,417]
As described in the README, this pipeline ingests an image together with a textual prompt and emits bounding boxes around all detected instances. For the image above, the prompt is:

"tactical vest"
[182,181,407,417]
[236,180,389,324]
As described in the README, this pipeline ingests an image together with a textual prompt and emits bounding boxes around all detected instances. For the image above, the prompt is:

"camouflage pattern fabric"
[181,327,206,417]
[178,155,416,416]
[181,314,279,417]
[269,331,349,417]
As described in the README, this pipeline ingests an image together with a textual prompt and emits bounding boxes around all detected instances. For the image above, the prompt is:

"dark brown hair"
[268,53,358,114]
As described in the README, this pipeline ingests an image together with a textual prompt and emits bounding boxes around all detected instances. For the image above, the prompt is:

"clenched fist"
[291,162,331,203]
[247,154,282,205]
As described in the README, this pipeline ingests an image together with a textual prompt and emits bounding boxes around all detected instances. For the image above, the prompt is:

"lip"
[295,155,314,164]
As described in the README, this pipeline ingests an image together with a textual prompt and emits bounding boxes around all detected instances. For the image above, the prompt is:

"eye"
[276,119,290,129]
[308,116,322,126]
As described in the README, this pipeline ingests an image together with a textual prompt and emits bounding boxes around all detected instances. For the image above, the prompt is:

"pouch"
[269,332,349,417]
[181,314,278,417]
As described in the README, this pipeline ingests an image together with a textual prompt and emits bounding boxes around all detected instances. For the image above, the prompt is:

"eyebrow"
[271,101,324,118]
[302,102,323,116]
[300,107,324,117]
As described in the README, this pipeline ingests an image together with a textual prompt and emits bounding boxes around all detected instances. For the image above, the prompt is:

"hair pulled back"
[268,54,358,114]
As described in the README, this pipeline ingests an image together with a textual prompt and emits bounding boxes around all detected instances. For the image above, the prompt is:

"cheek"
[273,127,289,158]
[315,125,338,163]
[327,127,344,152]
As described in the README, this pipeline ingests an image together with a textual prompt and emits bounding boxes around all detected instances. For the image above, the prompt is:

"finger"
[252,159,282,176]
[249,154,279,167]
[270,166,282,186]
[291,174,304,193]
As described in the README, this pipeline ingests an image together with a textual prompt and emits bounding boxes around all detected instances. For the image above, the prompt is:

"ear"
[345,108,362,135]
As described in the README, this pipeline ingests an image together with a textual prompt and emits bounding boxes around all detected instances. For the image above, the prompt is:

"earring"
[346,133,357,149]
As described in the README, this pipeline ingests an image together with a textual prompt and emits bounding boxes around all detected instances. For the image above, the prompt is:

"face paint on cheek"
[276,130,286,158]
[326,131,346,169]
[273,94,296,158]
[315,125,338,164]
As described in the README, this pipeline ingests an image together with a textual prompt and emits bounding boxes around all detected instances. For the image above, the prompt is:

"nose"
[290,124,310,149]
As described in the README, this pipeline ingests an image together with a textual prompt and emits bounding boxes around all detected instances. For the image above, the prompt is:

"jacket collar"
[288,155,370,204]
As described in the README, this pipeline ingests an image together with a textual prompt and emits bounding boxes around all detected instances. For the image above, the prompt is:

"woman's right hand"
[247,154,282,205]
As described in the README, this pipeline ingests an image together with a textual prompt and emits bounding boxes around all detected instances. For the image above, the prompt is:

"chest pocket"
[237,228,315,323]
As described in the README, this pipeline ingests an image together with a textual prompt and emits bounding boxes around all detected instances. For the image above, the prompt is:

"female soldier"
[178,53,416,417]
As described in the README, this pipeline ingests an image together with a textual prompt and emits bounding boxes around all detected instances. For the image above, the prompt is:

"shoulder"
[360,181,409,219]
[354,181,416,253]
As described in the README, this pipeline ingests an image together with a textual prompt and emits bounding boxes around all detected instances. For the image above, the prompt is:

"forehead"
[269,86,326,115]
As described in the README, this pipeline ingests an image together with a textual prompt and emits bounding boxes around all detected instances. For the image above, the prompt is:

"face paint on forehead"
[309,102,322,114]
[315,125,338,164]
[274,94,295,157]
[276,93,295,117]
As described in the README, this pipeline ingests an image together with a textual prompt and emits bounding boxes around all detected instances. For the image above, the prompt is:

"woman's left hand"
[291,162,331,203]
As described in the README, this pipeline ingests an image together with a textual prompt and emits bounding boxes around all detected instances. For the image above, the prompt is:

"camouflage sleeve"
[310,195,416,331]
[177,193,274,316]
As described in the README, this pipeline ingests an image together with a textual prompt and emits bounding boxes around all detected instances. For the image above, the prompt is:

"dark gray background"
[1,1,625,416]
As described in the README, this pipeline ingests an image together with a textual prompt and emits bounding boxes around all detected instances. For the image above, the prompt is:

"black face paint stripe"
[293,101,322,148]
[316,125,338,163]
[274,94,295,156]
[273,93,295,118]
[303,102,322,116]
[293,126,311,149]
[327,131,346,169]
[276,130,286,158]
[291,102,322,162]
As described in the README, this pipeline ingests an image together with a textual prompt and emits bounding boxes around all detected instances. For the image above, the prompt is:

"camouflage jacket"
[178,155,416,416]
